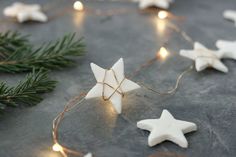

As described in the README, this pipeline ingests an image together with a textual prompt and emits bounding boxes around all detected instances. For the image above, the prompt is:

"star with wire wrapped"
[85,58,140,114]
[180,42,234,73]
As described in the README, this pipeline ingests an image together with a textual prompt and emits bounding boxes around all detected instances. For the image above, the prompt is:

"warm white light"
[73,1,84,11]
[157,47,169,60]
[158,11,168,19]
[52,143,63,152]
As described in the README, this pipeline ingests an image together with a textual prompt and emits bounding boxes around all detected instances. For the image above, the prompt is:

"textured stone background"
[0,0,235,157]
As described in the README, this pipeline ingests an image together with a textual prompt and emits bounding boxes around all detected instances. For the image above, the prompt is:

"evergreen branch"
[0,31,30,60]
[0,68,57,110]
[0,32,86,73]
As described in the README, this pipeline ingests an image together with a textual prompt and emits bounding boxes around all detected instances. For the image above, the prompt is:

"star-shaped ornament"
[84,153,92,157]
[133,0,174,9]
[223,10,236,27]
[3,2,48,23]
[216,40,236,60]
[180,42,228,73]
[137,109,197,148]
[85,58,140,114]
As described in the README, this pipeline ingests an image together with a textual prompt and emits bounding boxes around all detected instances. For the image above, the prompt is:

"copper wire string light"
[0,1,200,157]
[138,65,193,95]
[52,68,193,157]
[52,53,194,157]
[52,94,86,157]
[52,63,194,157]
[0,0,184,25]
[49,2,200,157]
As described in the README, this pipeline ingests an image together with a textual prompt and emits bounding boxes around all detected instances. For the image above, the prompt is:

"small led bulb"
[158,11,168,19]
[157,47,169,59]
[74,1,84,11]
[52,143,63,152]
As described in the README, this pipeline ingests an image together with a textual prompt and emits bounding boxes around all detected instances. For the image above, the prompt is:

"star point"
[85,58,140,114]
[84,153,92,157]
[137,109,197,148]
[133,0,174,9]
[216,40,236,60]
[3,2,48,23]
[223,10,236,27]
[180,42,228,73]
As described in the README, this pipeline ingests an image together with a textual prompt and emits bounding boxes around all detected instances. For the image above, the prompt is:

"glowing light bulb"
[158,11,168,19]
[52,143,63,152]
[73,1,84,11]
[157,47,169,60]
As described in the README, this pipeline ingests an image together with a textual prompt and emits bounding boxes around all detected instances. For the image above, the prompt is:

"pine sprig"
[0,69,57,110]
[0,31,30,61]
[0,32,85,73]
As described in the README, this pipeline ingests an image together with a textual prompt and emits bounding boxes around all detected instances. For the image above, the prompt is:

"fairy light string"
[52,62,194,157]
[0,0,186,25]
[0,1,205,157]
[52,51,194,157]
[52,94,86,157]
[47,2,202,157]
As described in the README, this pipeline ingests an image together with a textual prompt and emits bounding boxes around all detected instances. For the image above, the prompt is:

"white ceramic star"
[137,109,197,148]
[84,153,92,157]
[85,58,140,114]
[3,2,48,23]
[223,10,236,27]
[133,0,174,9]
[180,42,228,73]
[216,40,236,60]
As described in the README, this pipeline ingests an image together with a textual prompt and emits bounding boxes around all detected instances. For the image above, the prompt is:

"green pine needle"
[0,32,85,73]
[0,31,30,61]
[0,68,57,110]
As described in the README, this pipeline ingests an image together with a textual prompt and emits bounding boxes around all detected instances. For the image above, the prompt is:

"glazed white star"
[137,109,197,148]
[84,153,92,157]
[133,0,174,9]
[216,40,236,60]
[85,58,140,114]
[180,42,228,73]
[223,10,236,27]
[3,2,48,23]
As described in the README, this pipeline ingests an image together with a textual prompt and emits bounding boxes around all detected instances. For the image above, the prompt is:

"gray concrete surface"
[0,0,235,157]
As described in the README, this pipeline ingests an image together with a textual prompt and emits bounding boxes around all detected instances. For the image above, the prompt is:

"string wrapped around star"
[180,42,236,73]
[85,58,140,114]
